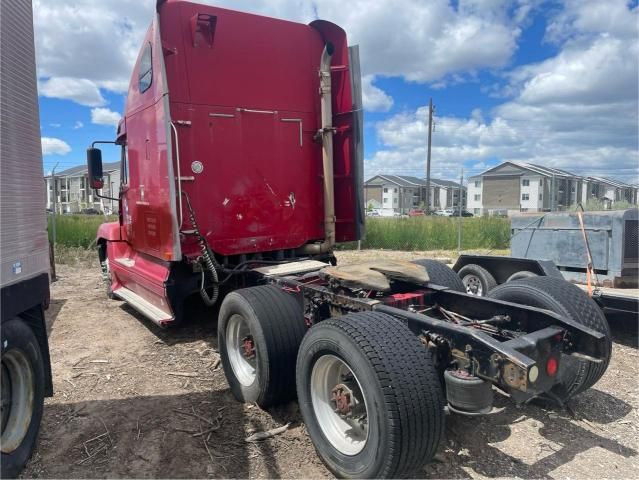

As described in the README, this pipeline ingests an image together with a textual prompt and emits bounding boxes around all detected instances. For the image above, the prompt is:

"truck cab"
[88,0,364,327]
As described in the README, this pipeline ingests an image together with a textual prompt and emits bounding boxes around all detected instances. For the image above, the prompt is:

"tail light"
[546,357,558,376]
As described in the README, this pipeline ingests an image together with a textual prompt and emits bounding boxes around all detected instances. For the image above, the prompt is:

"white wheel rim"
[1,349,34,453]
[310,354,369,456]
[226,314,256,386]
[463,274,483,295]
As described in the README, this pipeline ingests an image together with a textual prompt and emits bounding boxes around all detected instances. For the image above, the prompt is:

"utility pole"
[457,168,463,252]
[51,161,59,245]
[425,98,434,214]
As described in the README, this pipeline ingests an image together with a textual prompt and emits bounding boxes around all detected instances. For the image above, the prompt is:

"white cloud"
[365,0,639,183]
[33,0,525,105]
[49,123,61,128]
[73,121,84,129]
[302,0,522,82]
[513,36,637,106]
[33,0,153,95]
[361,76,393,112]
[545,0,638,44]
[41,137,71,155]
[38,77,106,107]
[91,108,121,127]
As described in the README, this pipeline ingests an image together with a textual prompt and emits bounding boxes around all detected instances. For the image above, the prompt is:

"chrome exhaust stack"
[299,42,336,255]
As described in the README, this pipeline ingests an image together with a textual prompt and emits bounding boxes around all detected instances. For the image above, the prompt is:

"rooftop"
[45,161,120,178]
[365,175,464,189]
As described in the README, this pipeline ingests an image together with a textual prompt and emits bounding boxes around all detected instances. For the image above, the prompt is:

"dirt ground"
[22,250,639,479]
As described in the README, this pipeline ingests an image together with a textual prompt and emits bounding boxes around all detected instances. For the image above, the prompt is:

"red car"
[408,209,426,217]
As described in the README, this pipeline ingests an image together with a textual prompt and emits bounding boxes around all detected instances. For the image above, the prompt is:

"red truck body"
[96,0,363,325]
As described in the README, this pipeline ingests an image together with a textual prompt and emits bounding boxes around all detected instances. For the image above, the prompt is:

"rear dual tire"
[219,287,446,478]
[296,312,445,478]
[217,285,306,408]
[488,276,612,402]
[411,259,465,292]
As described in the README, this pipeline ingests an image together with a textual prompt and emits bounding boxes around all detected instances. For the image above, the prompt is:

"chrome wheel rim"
[1,349,34,453]
[226,314,256,386]
[310,355,369,455]
[463,274,483,295]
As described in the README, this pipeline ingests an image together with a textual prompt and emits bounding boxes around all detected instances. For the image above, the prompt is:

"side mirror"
[87,147,104,189]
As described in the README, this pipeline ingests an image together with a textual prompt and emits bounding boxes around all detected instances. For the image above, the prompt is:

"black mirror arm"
[91,140,117,148]
[92,190,119,202]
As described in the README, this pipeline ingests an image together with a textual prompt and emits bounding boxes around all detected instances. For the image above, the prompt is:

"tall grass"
[346,216,510,251]
[48,214,117,248]
[47,214,510,251]
[571,200,636,211]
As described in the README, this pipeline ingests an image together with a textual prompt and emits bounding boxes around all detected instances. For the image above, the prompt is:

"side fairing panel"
[123,17,180,261]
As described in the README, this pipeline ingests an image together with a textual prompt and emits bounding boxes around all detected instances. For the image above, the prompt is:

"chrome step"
[112,287,173,327]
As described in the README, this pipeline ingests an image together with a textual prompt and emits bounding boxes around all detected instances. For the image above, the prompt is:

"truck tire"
[457,264,497,296]
[506,270,537,282]
[1,318,46,479]
[296,312,445,479]
[411,259,465,292]
[488,276,612,402]
[98,242,114,299]
[218,285,305,408]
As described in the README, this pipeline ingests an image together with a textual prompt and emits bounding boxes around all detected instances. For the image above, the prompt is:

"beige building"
[44,161,121,214]
[467,162,638,216]
[364,175,466,214]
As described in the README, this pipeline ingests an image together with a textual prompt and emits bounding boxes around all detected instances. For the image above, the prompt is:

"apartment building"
[467,161,638,216]
[364,175,466,214]
[44,161,121,214]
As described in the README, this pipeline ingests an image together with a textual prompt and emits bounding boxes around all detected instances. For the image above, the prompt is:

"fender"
[97,221,123,242]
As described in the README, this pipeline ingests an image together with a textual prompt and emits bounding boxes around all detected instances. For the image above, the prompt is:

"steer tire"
[1,318,46,479]
[98,243,114,299]
[218,285,306,408]
[411,259,465,292]
[296,312,445,478]
[488,276,612,402]
[457,264,497,296]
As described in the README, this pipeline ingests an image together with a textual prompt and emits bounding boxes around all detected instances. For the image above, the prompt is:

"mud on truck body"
[1,0,54,477]
[87,1,612,477]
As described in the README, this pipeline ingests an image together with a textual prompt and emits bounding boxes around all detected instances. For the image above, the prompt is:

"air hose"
[182,192,220,306]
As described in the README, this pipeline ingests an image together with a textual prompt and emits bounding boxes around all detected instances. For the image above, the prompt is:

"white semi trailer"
[1,0,53,476]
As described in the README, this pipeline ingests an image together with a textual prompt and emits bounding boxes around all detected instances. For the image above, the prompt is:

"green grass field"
[48,214,509,251]
[48,214,117,248]
[345,216,510,251]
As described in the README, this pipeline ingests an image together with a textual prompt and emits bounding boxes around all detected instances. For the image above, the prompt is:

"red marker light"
[546,357,558,376]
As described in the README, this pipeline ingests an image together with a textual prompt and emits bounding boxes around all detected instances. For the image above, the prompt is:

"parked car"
[433,209,451,216]
[408,209,426,217]
[81,208,102,215]
[366,210,380,217]
[449,210,474,217]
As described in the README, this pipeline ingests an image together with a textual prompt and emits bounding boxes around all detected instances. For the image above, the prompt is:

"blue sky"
[36,0,638,184]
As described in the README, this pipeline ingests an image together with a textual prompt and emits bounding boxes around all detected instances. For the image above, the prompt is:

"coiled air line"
[182,191,220,306]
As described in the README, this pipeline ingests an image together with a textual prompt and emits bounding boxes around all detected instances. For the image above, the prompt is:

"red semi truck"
[87,1,612,477]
